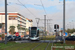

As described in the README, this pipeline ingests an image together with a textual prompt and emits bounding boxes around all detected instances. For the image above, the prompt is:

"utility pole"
[44,15,46,38]
[35,18,40,28]
[48,23,51,36]
[35,18,40,36]
[47,19,52,34]
[39,15,52,39]
[63,0,65,43]
[5,0,7,44]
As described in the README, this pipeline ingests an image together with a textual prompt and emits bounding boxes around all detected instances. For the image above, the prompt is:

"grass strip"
[21,43,40,50]
[34,43,48,50]
[5,43,29,50]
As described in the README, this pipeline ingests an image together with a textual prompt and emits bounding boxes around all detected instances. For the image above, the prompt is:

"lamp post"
[35,18,40,28]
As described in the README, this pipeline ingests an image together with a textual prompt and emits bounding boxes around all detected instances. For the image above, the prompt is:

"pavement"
[15,40,62,43]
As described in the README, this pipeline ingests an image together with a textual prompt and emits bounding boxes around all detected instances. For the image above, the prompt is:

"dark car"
[7,35,15,41]
[65,36,75,41]
[14,35,22,41]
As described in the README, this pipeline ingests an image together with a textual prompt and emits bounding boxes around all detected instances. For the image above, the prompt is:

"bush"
[2,34,5,39]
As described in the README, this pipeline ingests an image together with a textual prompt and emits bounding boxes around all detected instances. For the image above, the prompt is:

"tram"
[29,27,40,40]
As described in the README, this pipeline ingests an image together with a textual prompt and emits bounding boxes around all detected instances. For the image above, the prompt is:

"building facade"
[0,12,33,36]
[26,18,33,29]
[0,12,26,35]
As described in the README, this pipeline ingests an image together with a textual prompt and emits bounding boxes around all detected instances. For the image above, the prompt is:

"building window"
[9,17,17,20]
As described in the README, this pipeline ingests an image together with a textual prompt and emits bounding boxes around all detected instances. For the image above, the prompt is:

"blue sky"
[0,0,75,14]
[0,0,75,29]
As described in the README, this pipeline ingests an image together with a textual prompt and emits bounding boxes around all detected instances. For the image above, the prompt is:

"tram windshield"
[31,30,36,37]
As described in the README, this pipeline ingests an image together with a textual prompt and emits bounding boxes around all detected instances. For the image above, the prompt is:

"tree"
[17,24,22,33]
[66,29,75,33]
[25,28,29,32]
[17,24,21,30]
[9,26,15,35]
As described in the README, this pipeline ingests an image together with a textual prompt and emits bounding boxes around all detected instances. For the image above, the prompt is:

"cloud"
[0,0,75,31]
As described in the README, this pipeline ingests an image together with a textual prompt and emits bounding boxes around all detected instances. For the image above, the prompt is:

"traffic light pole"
[5,0,7,44]
[56,25,57,42]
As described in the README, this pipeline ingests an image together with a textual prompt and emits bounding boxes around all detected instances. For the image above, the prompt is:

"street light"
[35,18,40,28]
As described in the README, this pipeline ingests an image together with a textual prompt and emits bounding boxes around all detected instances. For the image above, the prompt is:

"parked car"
[14,35,22,41]
[23,35,29,40]
[65,36,75,41]
[7,35,15,41]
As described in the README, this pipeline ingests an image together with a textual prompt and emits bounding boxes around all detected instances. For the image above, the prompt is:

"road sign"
[63,32,68,36]
[15,32,19,36]
[61,28,63,30]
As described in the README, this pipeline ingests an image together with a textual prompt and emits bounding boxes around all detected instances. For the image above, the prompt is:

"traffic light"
[54,24,56,29]
[54,24,59,29]
[57,25,59,29]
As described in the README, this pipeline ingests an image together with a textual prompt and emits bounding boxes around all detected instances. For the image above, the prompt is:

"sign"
[61,28,63,30]
[15,32,19,36]
[63,32,68,36]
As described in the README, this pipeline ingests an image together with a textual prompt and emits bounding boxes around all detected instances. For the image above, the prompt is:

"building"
[0,12,26,35]
[0,12,33,36]
[26,18,33,29]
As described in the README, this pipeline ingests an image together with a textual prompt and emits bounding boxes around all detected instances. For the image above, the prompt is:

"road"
[15,40,62,43]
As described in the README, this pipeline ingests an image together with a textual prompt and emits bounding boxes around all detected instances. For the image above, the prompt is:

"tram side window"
[37,30,39,37]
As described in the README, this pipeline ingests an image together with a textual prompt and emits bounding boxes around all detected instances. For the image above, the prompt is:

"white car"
[23,35,29,40]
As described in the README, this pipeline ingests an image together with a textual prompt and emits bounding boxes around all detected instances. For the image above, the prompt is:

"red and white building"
[0,12,33,35]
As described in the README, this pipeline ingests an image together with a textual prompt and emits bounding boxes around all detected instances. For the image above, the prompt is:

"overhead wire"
[40,0,51,19]
[17,0,45,26]
[40,0,47,15]
[17,0,37,18]
[8,0,45,26]
[40,0,53,32]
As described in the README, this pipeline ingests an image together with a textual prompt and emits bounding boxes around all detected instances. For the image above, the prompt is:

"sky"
[0,0,75,32]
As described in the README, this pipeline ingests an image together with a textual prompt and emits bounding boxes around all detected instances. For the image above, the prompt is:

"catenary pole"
[44,15,46,38]
[5,0,7,44]
[63,0,65,43]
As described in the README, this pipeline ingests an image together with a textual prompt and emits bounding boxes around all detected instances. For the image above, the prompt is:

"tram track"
[32,42,42,50]
[45,40,50,50]
[45,38,53,50]
[18,43,32,50]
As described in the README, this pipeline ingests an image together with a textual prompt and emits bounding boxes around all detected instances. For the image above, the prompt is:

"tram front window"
[31,30,36,37]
